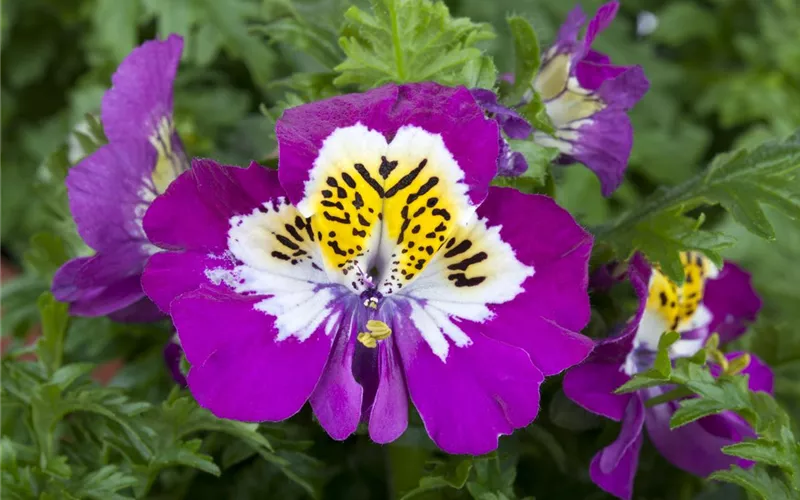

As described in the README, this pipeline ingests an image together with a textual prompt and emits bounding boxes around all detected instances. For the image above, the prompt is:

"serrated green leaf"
[506,16,539,104]
[670,397,730,428]
[710,467,795,500]
[721,440,793,469]
[614,369,670,394]
[597,131,800,277]
[72,465,139,500]
[334,0,494,88]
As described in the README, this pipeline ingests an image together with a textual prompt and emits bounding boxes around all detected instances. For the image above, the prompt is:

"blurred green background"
[2,0,799,498]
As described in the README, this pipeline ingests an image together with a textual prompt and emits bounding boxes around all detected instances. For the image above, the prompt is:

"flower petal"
[589,395,645,500]
[309,307,363,440]
[275,83,499,292]
[52,256,146,317]
[174,287,336,421]
[368,335,409,444]
[392,302,543,454]
[563,360,631,421]
[400,188,592,374]
[703,262,762,344]
[102,34,183,144]
[144,160,286,253]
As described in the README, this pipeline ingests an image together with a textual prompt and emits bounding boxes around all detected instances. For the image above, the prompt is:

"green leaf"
[505,16,539,103]
[597,131,800,280]
[400,456,473,499]
[36,293,69,377]
[334,0,494,88]
[517,91,554,135]
[710,467,795,500]
[654,330,681,375]
[614,369,670,394]
[721,439,794,469]
[194,0,278,93]
[149,439,220,477]
[92,0,140,63]
[24,233,69,280]
[72,465,140,500]
[462,56,499,89]
[670,397,732,428]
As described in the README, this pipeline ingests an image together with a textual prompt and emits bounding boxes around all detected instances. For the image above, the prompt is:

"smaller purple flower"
[471,89,532,177]
[51,35,188,322]
[564,253,770,499]
[532,1,649,196]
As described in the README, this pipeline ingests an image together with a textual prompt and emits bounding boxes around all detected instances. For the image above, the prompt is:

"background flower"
[564,254,771,499]
[50,35,188,322]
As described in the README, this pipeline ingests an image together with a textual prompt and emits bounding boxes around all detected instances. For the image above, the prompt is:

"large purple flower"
[140,82,594,454]
[51,35,188,321]
[564,253,770,499]
[531,1,649,196]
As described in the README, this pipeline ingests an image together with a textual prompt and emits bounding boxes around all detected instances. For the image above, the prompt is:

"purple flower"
[470,89,532,177]
[564,253,770,499]
[51,35,188,322]
[532,1,649,196]
[140,82,594,454]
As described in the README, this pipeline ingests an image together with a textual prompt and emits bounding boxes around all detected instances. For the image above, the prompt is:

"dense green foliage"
[2,0,799,498]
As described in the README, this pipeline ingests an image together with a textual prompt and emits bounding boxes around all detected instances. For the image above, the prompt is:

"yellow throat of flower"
[646,252,715,331]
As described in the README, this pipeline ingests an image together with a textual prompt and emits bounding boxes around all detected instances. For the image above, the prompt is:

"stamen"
[356,320,392,348]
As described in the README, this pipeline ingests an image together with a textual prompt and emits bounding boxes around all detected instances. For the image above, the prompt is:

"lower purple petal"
[172,287,335,422]
[563,360,631,421]
[393,302,544,455]
[589,395,645,500]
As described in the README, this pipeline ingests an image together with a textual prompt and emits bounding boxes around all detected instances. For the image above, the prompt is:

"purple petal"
[101,35,183,144]
[277,83,499,208]
[67,141,156,252]
[559,109,634,197]
[163,340,188,386]
[52,257,147,318]
[144,160,284,253]
[703,262,762,345]
[174,287,335,422]
[644,385,756,477]
[589,395,645,500]
[368,335,409,444]
[109,296,164,323]
[470,188,594,376]
[496,139,529,177]
[596,65,650,111]
[556,5,587,44]
[309,308,363,441]
[393,299,544,455]
[470,89,532,140]
[583,2,620,48]
[142,250,233,313]
[564,361,632,421]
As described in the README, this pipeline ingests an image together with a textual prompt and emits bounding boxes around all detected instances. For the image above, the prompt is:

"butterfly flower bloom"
[564,254,772,499]
[141,82,594,454]
[51,35,188,321]
[533,1,648,196]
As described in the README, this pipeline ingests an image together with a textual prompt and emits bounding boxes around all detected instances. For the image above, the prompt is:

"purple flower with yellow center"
[51,35,189,321]
[140,82,594,453]
[532,1,649,196]
[564,253,771,499]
